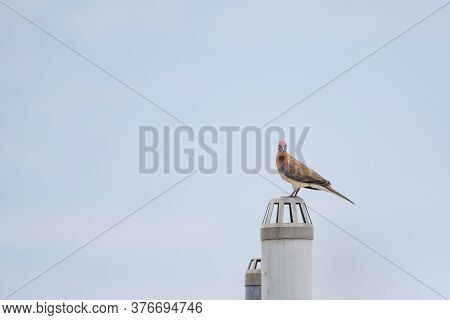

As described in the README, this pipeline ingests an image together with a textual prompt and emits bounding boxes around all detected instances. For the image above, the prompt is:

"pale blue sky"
[1,0,449,299]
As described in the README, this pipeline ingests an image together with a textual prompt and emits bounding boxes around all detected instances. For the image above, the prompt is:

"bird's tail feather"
[322,186,355,205]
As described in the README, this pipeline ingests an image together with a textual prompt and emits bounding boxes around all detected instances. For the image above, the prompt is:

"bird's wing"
[283,154,330,186]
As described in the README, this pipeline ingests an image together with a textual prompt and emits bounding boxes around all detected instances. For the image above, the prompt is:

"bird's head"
[278,140,287,153]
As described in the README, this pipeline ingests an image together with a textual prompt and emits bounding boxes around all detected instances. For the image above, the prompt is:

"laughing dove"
[276,140,354,204]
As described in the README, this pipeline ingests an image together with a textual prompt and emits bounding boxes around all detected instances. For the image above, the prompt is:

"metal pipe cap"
[261,197,314,240]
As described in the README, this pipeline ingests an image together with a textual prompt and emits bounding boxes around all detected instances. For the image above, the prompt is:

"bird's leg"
[289,189,296,197]
[293,188,300,197]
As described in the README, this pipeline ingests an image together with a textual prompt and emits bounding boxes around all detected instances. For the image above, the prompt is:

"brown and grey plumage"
[276,140,354,204]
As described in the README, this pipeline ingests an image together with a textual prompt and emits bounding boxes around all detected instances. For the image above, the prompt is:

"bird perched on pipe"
[276,140,354,204]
